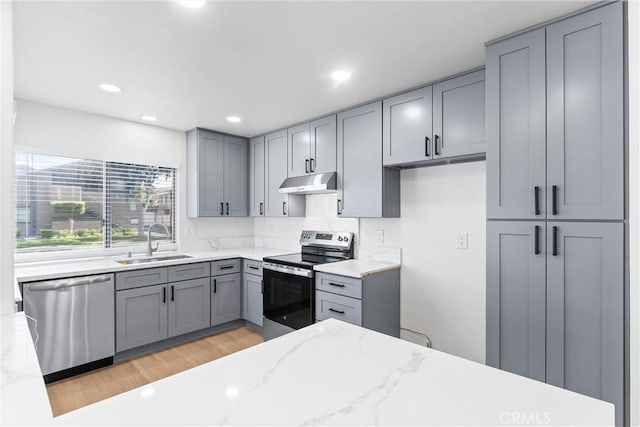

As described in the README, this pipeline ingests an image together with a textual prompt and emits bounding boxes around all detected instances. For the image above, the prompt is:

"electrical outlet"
[457,233,468,249]
[376,230,384,244]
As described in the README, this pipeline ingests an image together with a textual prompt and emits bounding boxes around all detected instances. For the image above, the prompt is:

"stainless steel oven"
[262,230,354,341]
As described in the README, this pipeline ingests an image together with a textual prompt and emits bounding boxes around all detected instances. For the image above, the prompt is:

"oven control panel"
[300,230,354,248]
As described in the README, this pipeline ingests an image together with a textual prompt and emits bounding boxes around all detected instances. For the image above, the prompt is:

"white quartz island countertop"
[30,319,609,426]
[314,259,400,278]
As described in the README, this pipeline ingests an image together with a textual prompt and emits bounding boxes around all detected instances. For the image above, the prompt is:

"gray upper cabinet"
[249,136,265,217]
[337,101,400,218]
[168,278,211,338]
[211,273,242,326]
[187,128,248,217]
[309,115,337,174]
[546,3,623,221]
[116,284,168,352]
[486,29,546,220]
[486,221,546,382]
[546,222,623,426]
[433,70,486,159]
[265,130,305,217]
[383,86,433,166]
[288,123,311,177]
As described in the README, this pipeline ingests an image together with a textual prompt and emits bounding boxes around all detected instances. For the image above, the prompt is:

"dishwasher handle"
[27,275,112,291]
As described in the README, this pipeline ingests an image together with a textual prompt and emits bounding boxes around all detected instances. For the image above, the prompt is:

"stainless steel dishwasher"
[23,273,115,383]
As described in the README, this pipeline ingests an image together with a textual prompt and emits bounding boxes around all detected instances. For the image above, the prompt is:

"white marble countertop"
[14,247,293,283]
[51,318,612,426]
[314,259,400,278]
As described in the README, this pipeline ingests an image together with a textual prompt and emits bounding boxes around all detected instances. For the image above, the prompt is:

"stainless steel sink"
[116,254,193,265]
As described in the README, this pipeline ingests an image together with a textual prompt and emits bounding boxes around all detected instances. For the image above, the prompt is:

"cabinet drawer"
[316,272,362,299]
[243,259,263,276]
[211,259,241,275]
[116,267,168,290]
[168,262,211,282]
[315,291,362,326]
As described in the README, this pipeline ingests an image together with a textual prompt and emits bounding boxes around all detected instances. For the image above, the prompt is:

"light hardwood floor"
[46,327,263,417]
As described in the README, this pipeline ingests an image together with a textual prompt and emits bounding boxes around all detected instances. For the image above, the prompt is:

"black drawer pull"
[219,264,234,270]
[534,186,540,215]
[534,225,540,255]
[259,202,264,216]
[434,134,440,156]
[162,287,166,304]
[171,285,175,302]
[425,136,430,157]
[249,265,259,270]
[337,199,342,215]
[220,202,224,215]
[328,282,346,288]
[226,202,229,216]
[213,278,217,293]
[310,158,315,172]
[552,185,558,215]
[282,201,287,215]
[552,226,558,256]
[329,308,345,315]
[305,159,309,174]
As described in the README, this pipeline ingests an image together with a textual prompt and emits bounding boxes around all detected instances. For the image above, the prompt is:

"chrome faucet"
[147,223,170,257]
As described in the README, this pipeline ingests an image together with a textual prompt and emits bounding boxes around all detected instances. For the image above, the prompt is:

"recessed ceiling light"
[176,0,206,8]
[226,116,241,123]
[141,115,158,122]
[331,70,352,82]
[98,83,122,93]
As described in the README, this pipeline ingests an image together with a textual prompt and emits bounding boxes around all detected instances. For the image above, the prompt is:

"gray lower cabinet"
[249,136,265,217]
[264,129,305,217]
[187,128,249,218]
[487,3,623,221]
[546,222,623,427]
[432,69,485,159]
[315,269,400,337]
[486,221,546,382]
[116,284,168,352]
[242,260,263,326]
[168,278,211,338]
[337,101,400,218]
[211,272,242,326]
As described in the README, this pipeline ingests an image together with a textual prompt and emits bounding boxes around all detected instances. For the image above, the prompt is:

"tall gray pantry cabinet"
[485,3,625,426]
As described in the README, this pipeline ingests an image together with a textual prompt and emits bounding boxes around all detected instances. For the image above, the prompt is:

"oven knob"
[343,237,349,242]
[337,236,343,241]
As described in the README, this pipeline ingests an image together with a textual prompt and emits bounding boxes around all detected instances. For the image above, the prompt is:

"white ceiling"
[13,1,595,137]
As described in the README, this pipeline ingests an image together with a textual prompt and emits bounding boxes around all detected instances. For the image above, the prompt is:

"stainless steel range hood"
[278,172,337,194]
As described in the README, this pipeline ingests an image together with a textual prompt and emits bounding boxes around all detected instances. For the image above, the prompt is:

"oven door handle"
[263,262,313,278]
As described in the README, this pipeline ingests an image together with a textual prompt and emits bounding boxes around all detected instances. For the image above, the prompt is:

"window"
[15,153,176,253]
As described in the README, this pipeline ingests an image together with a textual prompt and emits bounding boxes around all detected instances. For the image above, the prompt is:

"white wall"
[0,1,15,315]
[12,100,255,259]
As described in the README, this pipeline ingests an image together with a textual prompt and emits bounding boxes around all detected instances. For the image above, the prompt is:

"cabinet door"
[546,4,623,221]
[168,278,211,338]
[383,86,433,166]
[486,29,546,220]
[211,273,242,326]
[249,136,265,217]
[287,123,311,177]
[486,221,546,382]
[309,115,337,174]
[116,284,168,352]
[433,70,485,159]
[265,130,289,217]
[546,222,623,426]
[223,135,248,217]
[243,274,263,326]
[197,130,225,217]
[337,101,383,218]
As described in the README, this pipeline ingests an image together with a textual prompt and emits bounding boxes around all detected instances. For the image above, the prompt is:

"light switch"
[457,233,468,249]
[376,230,384,244]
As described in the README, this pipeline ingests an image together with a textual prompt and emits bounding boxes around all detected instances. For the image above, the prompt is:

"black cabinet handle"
[337,199,342,215]
[305,159,309,174]
[434,134,440,156]
[552,226,558,256]
[328,282,346,288]
[226,202,229,216]
[261,280,264,294]
[220,202,224,215]
[171,285,175,302]
[213,278,217,293]
[425,136,430,157]
[220,264,234,270]
[534,225,540,255]
[282,201,287,215]
[249,265,259,270]
[162,287,166,304]
[329,308,345,315]
[259,202,264,216]
[310,158,315,172]
[534,186,540,215]
[552,185,558,215]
